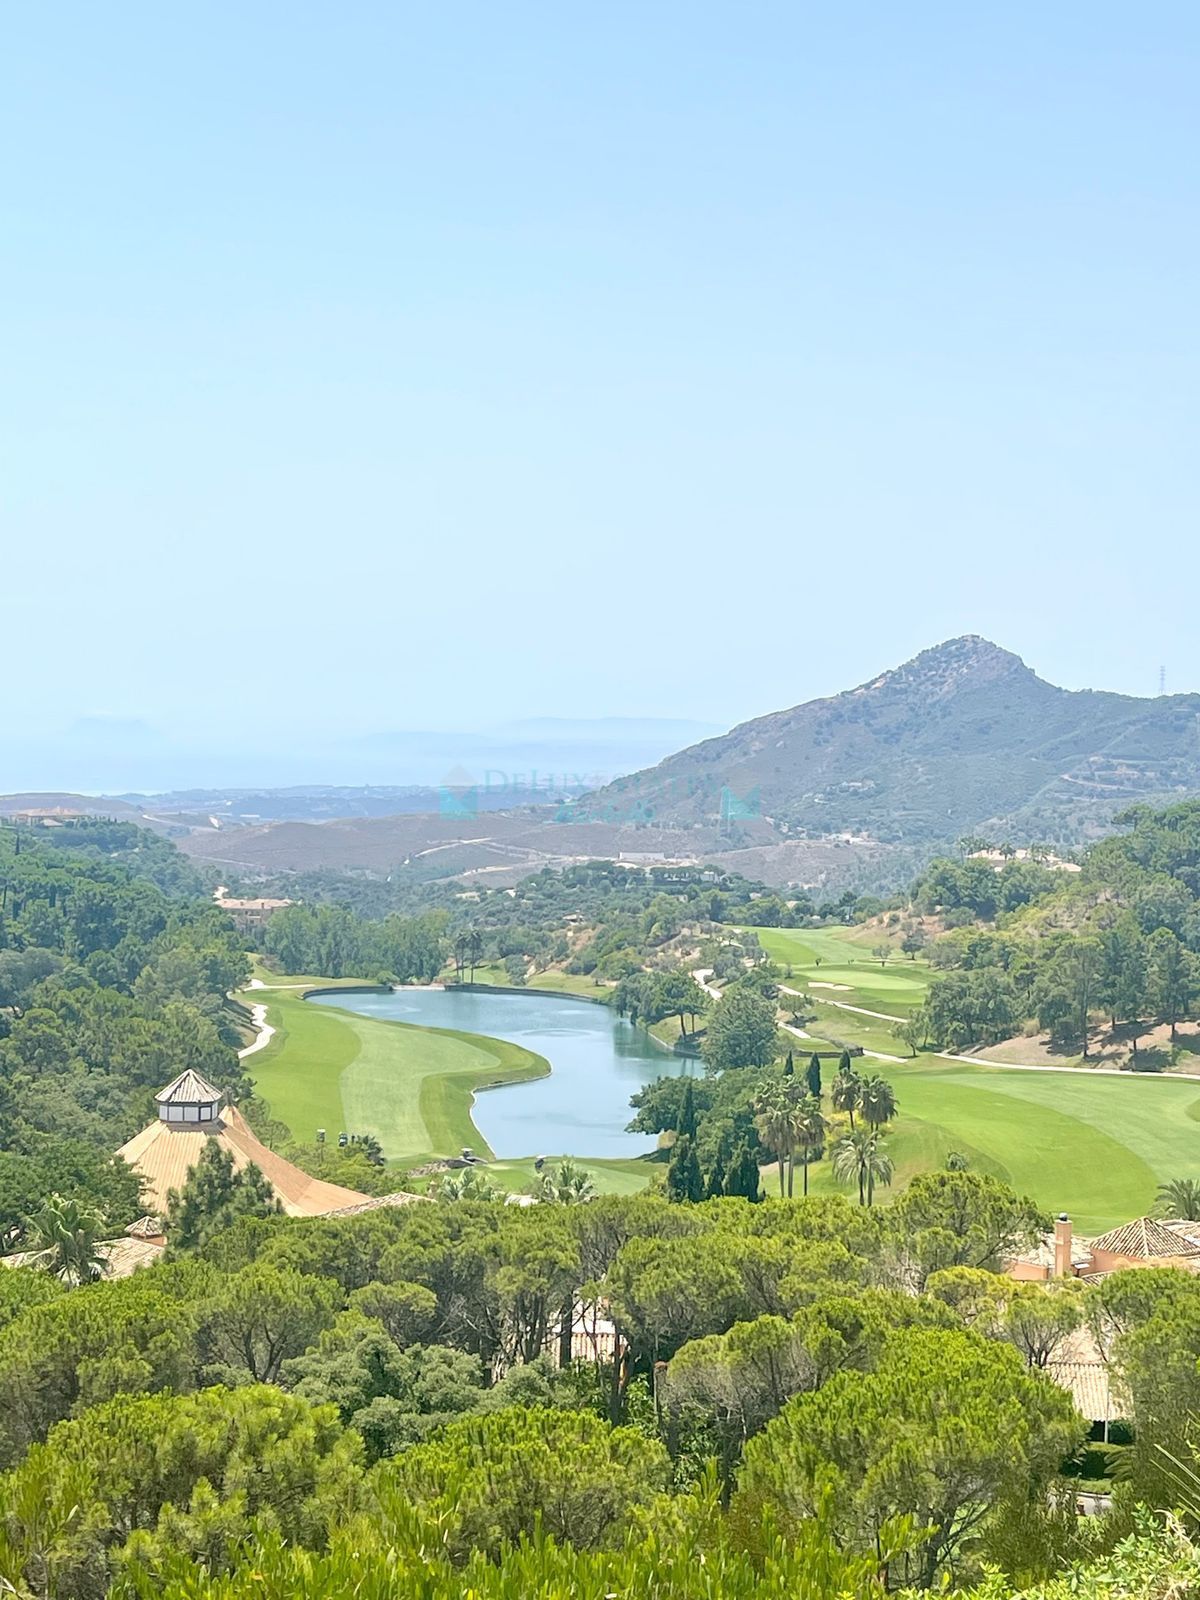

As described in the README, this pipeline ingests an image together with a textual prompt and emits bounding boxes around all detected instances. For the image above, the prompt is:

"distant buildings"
[8,807,96,828]
[214,890,293,935]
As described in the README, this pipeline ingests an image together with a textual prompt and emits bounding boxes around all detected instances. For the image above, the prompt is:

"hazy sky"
[4,4,1198,783]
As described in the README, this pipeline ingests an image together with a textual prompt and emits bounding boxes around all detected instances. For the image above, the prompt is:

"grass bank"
[743,926,1200,1229]
[243,985,549,1165]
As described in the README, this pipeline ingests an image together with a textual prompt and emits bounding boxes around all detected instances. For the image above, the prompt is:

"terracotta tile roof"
[1010,1231,1093,1270]
[321,1190,427,1217]
[1160,1219,1200,1251]
[2,1235,163,1280]
[155,1069,223,1106]
[117,1104,370,1217]
[1047,1361,1120,1422]
[125,1215,164,1239]
[1088,1217,1200,1259]
[97,1236,165,1278]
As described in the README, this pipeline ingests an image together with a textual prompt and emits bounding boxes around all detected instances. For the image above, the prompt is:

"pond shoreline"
[311,984,692,1161]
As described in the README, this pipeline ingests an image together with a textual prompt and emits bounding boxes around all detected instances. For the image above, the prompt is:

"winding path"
[237,1001,276,1059]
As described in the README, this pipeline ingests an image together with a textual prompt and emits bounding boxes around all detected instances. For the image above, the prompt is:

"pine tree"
[806,1053,823,1100]
[783,1050,794,1077]
[166,1142,280,1251]
[666,1135,704,1203]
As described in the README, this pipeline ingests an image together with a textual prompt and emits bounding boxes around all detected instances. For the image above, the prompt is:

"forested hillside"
[909,802,1200,1066]
[0,821,250,1238]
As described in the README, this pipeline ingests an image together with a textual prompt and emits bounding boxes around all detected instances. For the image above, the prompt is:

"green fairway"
[749,925,931,1018]
[242,950,1200,1229]
[799,1053,1200,1232]
[245,989,548,1165]
[736,926,1200,1229]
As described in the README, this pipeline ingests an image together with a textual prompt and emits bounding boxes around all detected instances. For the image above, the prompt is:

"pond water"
[312,987,697,1159]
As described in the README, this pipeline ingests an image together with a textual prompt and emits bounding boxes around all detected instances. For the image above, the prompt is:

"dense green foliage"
[911,804,1200,1060]
[16,807,1200,1598]
[0,822,250,1240]
[3,1175,1196,1598]
[261,902,447,981]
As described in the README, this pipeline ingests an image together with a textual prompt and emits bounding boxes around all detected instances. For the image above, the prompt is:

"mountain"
[573,636,1200,850]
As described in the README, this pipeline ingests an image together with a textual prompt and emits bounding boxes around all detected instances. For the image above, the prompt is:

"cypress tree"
[704,1137,728,1201]
[678,1078,697,1139]
[667,1135,704,1203]
[806,1052,823,1100]
[783,1050,794,1077]
[724,1140,763,1202]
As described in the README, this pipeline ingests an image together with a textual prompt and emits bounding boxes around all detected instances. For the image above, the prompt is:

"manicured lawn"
[247,963,379,991]
[436,962,612,1001]
[802,1052,1200,1232]
[801,1000,906,1058]
[243,938,1200,1229]
[742,927,1200,1229]
[244,989,548,1165]
[749,925,931,1018]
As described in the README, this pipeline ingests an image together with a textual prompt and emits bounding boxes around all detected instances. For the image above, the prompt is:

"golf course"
[242,982,661,1195]
[744,924,1200,1231]
[242,923,1200,1229]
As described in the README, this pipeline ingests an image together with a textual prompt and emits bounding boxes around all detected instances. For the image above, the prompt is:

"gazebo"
[117,1068,389,1217]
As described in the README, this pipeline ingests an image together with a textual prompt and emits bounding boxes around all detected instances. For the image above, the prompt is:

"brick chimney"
[1053,1214,1073,1277]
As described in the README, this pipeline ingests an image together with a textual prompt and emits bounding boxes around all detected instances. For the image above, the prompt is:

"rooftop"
[155,1068,224,1107]
[1088,1216,1200,1260]
[118,1102,382,1217]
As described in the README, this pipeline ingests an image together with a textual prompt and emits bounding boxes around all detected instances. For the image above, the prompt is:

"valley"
[237,915,1200,1232]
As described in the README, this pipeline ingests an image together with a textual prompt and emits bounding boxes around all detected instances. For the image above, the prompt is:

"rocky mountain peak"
[856,635,1037,701]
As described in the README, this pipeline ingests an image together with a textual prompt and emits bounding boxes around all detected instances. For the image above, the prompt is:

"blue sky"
[3,4,1198,787]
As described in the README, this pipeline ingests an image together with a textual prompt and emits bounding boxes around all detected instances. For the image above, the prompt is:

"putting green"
[745,927,932,1018]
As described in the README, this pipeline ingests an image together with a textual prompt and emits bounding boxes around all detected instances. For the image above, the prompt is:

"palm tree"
[1156,1177,1200,1221]
[24,1195,106,1286]
[537,1159,596,1205]
[433,1167,499,1203]
[754,1083,799,1198]
[831,1065,862,1130]
[832,1131,894,1206]
[794,1095,829,1197]
[859,1075,898,1132]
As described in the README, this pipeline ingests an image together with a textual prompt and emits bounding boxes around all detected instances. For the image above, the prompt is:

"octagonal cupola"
[154,1068,223,1125]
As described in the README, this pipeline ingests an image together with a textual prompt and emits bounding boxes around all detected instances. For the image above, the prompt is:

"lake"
[312,987,697,1159]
